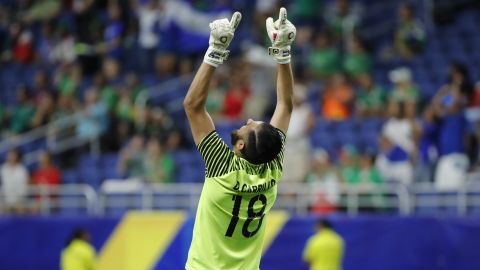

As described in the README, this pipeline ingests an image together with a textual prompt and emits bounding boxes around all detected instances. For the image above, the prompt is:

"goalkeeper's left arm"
[183,12,242,145]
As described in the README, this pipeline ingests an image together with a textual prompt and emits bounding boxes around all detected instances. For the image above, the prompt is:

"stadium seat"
[62,169,79,184]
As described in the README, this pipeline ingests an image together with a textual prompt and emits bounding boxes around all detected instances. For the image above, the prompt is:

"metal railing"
[0,184,97,215]
[2,181,480,217]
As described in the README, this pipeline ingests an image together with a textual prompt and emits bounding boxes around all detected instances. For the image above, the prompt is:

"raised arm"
[183,12,241,145]
[270,63,294,133]
[266,8,296,134]
[183,63,216,145]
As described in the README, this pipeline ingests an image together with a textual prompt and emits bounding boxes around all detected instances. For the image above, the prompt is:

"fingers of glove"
[266,17,275,33]
[230,11,242,31]
[210,18,229,31]
[278,7,287,29]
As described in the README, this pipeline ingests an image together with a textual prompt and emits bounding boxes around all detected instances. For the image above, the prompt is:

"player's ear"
[235,139,245,151]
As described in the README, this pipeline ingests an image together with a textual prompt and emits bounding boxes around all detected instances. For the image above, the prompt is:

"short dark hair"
[317,218,333,229]
[241,123,282,165]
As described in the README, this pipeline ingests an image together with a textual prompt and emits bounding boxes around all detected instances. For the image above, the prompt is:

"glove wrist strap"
[268,45,291,64]
[204,46,230,67]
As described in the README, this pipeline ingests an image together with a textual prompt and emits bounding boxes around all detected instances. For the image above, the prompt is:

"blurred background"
[0,0,480,269]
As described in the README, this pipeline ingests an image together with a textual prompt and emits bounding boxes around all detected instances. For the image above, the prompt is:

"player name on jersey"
[232,179,277,193]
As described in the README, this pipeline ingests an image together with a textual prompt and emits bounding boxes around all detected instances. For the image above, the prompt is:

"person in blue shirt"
[432,85,469,190]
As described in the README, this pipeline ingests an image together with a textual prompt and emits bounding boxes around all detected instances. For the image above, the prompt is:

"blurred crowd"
[0,0,480,214]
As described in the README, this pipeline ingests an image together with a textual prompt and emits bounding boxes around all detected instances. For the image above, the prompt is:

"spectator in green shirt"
[307,31,341,80]
[394,3,425,59]
[355,73,385,118]
[338,144,359,184]
[115,88,134,122]
[293,0,323,25]
[358,153,382,185]
[117,135,145,178]
[343,36,372,80]
[55,64,82,98]
[143,138,175,183]
[124,72,144,101]
[388,67,420,115]
[324,0,362,42]
[358,153,385,211]
[9,87,36,134]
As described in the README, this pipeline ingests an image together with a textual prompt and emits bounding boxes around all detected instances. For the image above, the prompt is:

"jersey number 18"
[225,194,267,238]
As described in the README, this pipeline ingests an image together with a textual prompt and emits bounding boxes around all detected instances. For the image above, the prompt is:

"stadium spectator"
[355,73,386,118]
[343,36,372,80]
[32,70,53,106]
[48,25,76,65]
[21,0,61,23]
[432,85,469,190]
[223,66,251,120]
[153,52,177,82]
[8,86,36,135]
[2,21,34,64]
[443,62,474,105]
[61,228,96,270]
[115,87,134,123]
[293,0,323,26]
[166,129,190,151]
[117,135,145,178]
[32,151,61,206]
[133,102,172,139]
[357,153,383,186]
[0,149,29,214]
[283,84,315,182]
[31,91,56,128]
[382,102,417,158]
[323,0,362,44]
[32,151,61,187]
[124,72,144,101]
[143,138,175,183]
[338,144,359,184]
[416,106,438,182]
[393,3,425,59]
[307,30,341,79]
[76,89,108,140]
[356,153,385,211]
[54,64,82,97]
[379,101,417,184]
[321,73,354,121]
[376,135,413,185]
[102,2,124,59]
[306,149,340,214]
[303,219,344,270]
[205,74,227,121]
[130,0,162,72]
[388,67,420,107]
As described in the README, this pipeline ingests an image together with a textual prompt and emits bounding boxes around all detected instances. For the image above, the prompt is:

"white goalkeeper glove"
[266,7,296,64]
[203,11,242,67]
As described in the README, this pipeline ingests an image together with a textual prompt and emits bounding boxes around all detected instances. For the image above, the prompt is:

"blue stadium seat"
[78,168,103,189]
[334,118,359,134]
[79,154,101,169]
[101,153,122,179]
[61,170,79,184]
[57,196,89,216]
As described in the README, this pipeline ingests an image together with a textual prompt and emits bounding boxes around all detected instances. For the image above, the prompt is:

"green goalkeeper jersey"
[186,129,285,270]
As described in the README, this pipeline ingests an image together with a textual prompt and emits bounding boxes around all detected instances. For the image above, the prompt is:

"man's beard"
[230,130,240,146]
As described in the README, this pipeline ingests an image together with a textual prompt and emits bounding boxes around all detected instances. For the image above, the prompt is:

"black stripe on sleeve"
[197,131,234,177]
[270,129,286,170]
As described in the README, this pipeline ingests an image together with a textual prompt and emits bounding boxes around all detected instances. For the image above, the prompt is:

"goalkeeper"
[183,7,296,270]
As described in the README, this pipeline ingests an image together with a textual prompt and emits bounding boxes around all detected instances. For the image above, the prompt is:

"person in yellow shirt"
[303,219,344,270]
[61,228,96,270]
